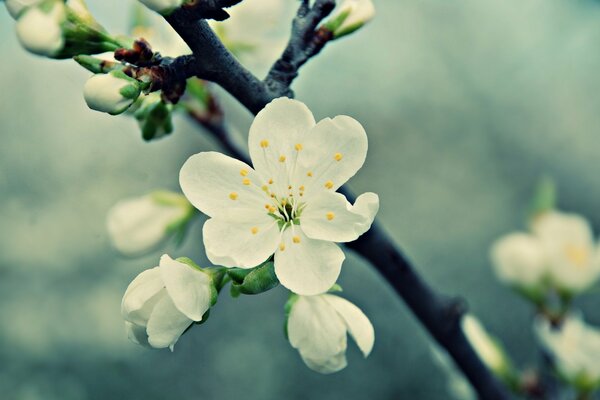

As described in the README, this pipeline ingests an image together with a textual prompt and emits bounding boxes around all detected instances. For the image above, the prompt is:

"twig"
[163,1,512,398]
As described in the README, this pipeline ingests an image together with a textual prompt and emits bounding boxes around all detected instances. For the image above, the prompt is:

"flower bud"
[134,93,174,141]
[5,0,43,19]
[324,0,375,39]
[107,191,194,256]
[137,0,185,15]
[228,261,279,296]
[121,254,217,350]
[84,71,142,115]
[461,315,514,382]
[15,0,66,57]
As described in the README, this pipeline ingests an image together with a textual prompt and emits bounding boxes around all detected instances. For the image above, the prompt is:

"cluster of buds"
[5,0,126,58]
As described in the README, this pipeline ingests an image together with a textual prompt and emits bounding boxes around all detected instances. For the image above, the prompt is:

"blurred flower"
[4,0,43,19]
[491,211,600,297]
[107,191,194,256]
[324,0,376,38]
[286,293,374,374]
[121,254,216,350]
[462,315,513,380]
[179,97,379,295]
[535,313,600,392]
[137,0,183,16]
[15,0,65,57]
[130,4,190,57]
[83,71,143,115]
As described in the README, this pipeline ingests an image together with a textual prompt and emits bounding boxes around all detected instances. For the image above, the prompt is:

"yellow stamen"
[292,236,301,244]
[242,178,251,185]
[307,171,313,177]
[295,143,303,151]
[240,169,249,176]
[251,227,259,235]
[260,140,269,148]
[268,179,274,185]
[279,155,286,162]
[565,245,589,268]
[325,180,334,189]
[326,212,335,221]
[299,185,305,191]
[279,243,286,251]
[261,185,268,191]
[334,153,343,161]
[229,192,238,200]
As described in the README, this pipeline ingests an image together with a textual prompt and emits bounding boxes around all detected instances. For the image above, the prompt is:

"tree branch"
[164,2,512,399]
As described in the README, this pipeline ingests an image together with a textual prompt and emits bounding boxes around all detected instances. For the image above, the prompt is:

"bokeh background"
[1,0,600,398]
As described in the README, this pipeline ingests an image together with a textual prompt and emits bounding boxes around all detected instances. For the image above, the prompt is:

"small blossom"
[106,191,194,256]
[15,1,65,57]
[83,71,142,115]
[121,254,216,350]
[286,294,374,374]
[4,0,43,19]
[138,0,184,15]
[325,0,376,38]
[491,211,600,296]
[535,314,600,391]
[180,97,379,295]
[462,315,512,378]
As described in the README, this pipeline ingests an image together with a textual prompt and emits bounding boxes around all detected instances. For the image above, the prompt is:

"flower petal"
[121,267,164,326]
[159,254,212,321]
[489,232,547,288]
[179,151,268,220]
[301,191,379,243]
[324,294,374,357]
[292,115,368,200]
[274,229,345,295]
[248,98,316,197]
[125,321,150,347]
[288,295,348,372]
[203,217,280,268]
[146,294,193,350]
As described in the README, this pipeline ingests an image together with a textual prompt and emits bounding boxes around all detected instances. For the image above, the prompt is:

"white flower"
[287,294,374,374]
[535,314,600,390]
[138,0,184,15]
[15,1,65,57]
[327,0,375,38]
[180,97,379,295]
[492,211,600,295]
[121,254,215,350]
[5,0,42,19]
[106,191,193,256]
[461,315,510,376]
[83,71,141,115]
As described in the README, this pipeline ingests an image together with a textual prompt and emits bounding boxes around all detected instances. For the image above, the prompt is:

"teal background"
[1,0,600,398]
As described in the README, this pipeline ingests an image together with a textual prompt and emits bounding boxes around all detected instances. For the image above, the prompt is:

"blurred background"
[1,0,600,398]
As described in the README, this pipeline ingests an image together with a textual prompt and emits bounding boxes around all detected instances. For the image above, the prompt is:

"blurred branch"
[163,2,511,399]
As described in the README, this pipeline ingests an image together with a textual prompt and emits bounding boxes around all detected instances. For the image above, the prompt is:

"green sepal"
[283,293,299,340]
[227,268,252,284]
[194,309,211,326]
[120,83,142,100]
[527,176,556,220]
[323,9,351,33]
[334,21,366,39]
[328,284,343,293]
[73,55,122,74]
[175,256,202,271]
[228,262,279,295]
[230,284,241,298]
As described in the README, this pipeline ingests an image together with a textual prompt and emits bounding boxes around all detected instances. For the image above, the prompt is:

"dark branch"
[163,3,512,399]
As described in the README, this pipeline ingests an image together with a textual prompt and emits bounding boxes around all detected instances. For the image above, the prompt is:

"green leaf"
[528,176,557,219]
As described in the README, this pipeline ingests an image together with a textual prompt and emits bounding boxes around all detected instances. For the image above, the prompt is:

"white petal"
[159,254,212,321]
[138,0,184,14]
[489,232,547,288]
[106,195,187,256]
[292,115,368,200]
[288,296,348,372]
[461,315,506,373]
[5,0,43,19]
[274,229,344,295]
[146,294,193,349]
[179,152,268,220]
[125,321,150,347]
[121,267,164,326]
[248,97,316,197]
[301,192,379,243]
[532,211,600,292]
[15,4,65,57]
[203,217,280,268]
[324,294,374,357]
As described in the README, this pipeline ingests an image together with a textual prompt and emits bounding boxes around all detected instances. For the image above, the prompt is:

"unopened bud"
[15,0,65,57]
[134,93,174,141]
[5,0,43,19]
[84,71,142,115]
[324,0,375,39]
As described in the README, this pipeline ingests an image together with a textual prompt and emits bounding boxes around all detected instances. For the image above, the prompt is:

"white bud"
[5,0,42,19]
[535,314,600,390]
[137,0,184,15]
[106,192,192,256]
[328,0,375,38]
[83,71,141,115]
[121,255,214,350]
[462,315,511,378]
[490,233,547,291]
[15,2,65,57]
